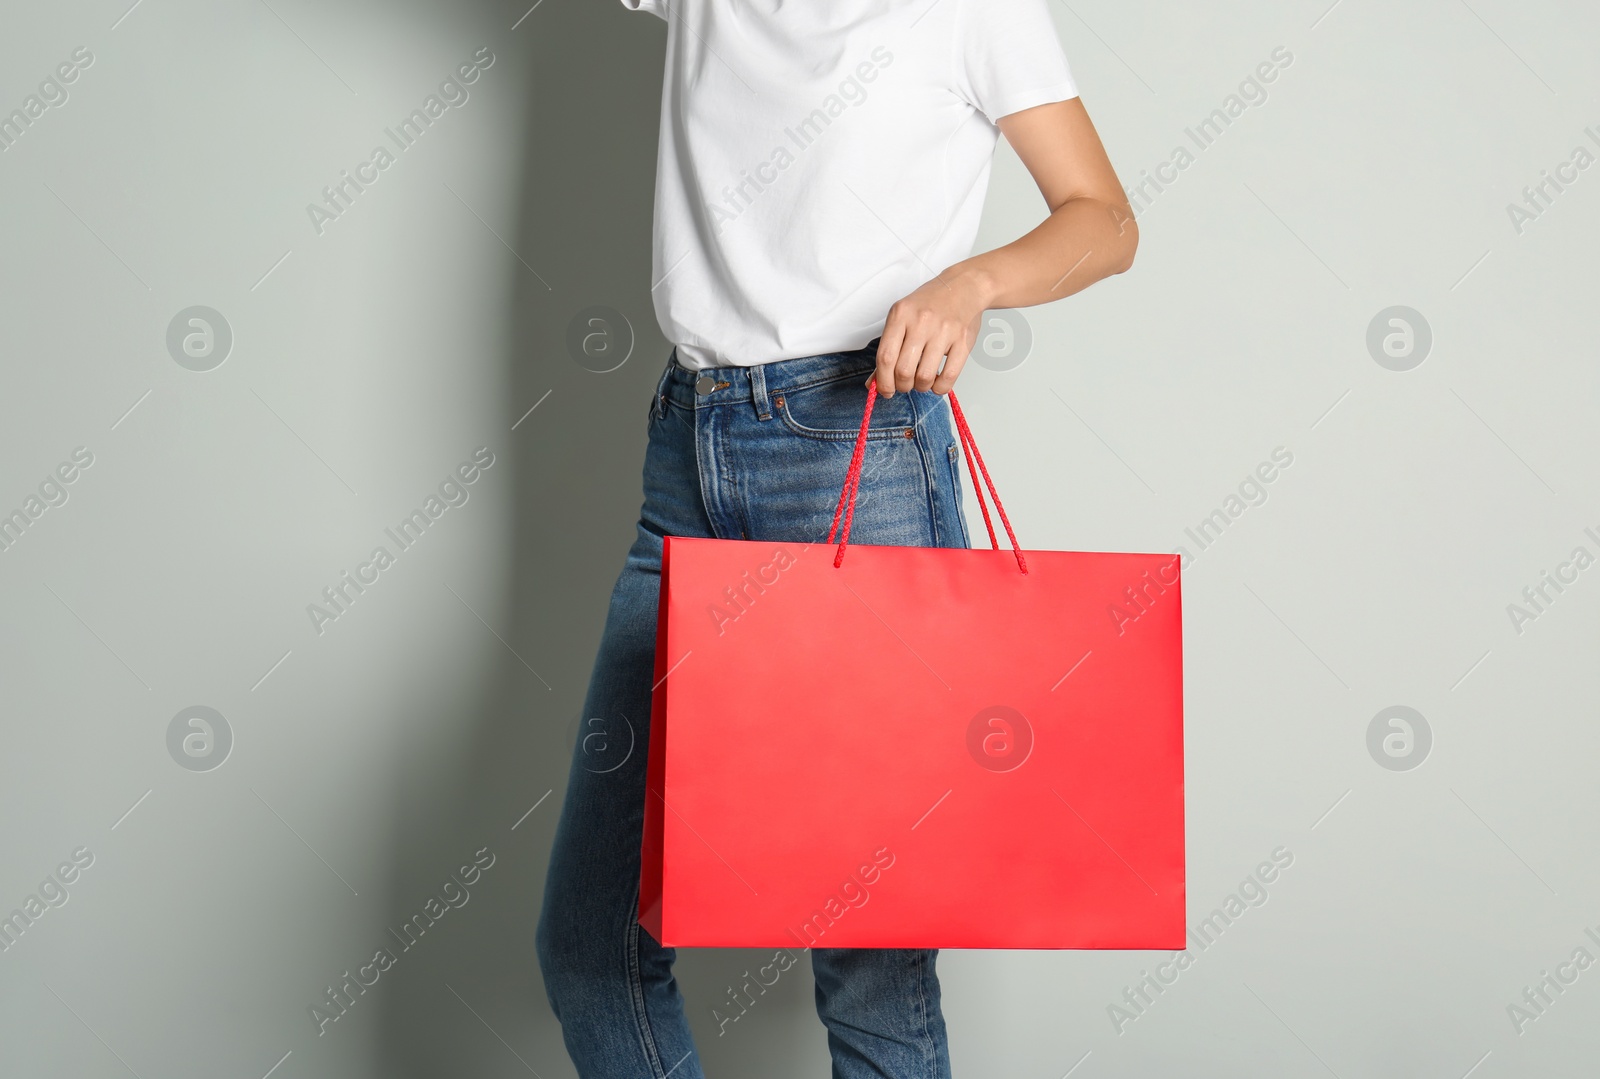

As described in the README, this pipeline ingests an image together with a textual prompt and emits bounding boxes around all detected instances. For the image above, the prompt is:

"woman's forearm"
[945,195,1138,312]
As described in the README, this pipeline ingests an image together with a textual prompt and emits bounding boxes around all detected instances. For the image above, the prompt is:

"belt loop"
[750,363,772,420]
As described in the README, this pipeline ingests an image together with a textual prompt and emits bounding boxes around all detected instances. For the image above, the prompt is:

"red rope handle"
[830,384,1027,574]
[955,404,998,550]
[948,392,1027,573]
[826,382,878,562]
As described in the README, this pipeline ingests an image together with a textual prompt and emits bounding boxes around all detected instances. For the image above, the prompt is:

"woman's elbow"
[1110,212,1139,275]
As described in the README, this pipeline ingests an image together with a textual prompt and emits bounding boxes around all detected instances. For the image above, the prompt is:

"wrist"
[942,259,999,312]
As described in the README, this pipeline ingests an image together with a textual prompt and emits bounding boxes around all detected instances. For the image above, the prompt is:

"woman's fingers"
[914,333,951,392]
[931,326,973,395]
[872,316,907,396]
[894,334,926,395]
[931,347,967,395]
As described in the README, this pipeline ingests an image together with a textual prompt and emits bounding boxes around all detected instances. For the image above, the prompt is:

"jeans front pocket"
[774,373,919,442]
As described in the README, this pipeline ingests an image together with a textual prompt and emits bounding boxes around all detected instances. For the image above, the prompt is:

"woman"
[537,0,1136,1075]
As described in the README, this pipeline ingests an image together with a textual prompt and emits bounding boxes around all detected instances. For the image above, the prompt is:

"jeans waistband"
[658,340,881,418]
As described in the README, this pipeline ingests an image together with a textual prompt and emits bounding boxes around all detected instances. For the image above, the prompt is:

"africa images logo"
[966,706,1032,772]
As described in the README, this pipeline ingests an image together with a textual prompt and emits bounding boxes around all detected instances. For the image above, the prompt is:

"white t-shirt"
[618,0,1079,370]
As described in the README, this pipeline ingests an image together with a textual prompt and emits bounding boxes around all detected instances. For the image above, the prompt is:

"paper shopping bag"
[638,388,1183,949]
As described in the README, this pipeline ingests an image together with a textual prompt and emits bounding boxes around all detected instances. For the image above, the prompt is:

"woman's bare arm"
[870,97,1137,397]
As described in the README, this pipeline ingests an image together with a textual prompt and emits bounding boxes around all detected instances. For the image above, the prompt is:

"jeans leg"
[811,948,951,1079]
[536,386,710,1079]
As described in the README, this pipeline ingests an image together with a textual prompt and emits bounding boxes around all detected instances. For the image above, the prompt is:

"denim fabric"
[537,342,968,1078]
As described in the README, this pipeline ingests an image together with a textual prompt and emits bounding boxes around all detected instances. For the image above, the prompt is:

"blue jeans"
[536,342,971,1079]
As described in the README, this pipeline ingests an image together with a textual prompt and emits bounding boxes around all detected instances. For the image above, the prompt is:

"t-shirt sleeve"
[618,0,667,20]
[952,0,1079,125]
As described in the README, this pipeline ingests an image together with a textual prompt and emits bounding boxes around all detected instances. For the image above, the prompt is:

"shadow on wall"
[365,3,824,1076]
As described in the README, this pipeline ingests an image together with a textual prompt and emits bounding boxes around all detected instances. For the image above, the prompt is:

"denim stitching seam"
[947,443,972,550]
[624,912,670,1078]
[916,948,937,1079]
[908,394,942,546]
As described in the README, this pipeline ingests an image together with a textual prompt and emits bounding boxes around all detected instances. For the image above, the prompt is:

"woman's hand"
[868,267,991,398]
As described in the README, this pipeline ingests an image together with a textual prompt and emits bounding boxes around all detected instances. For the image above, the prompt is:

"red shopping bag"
[639,387,1183,949]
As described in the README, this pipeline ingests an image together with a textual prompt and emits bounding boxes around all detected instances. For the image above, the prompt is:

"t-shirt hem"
[671,331,883,371]
[982,81,1081,126]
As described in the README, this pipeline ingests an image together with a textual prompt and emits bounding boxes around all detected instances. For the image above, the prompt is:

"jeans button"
[694,375,716,395]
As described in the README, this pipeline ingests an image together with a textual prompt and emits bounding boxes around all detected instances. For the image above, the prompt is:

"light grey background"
[1,0,1596,1076]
